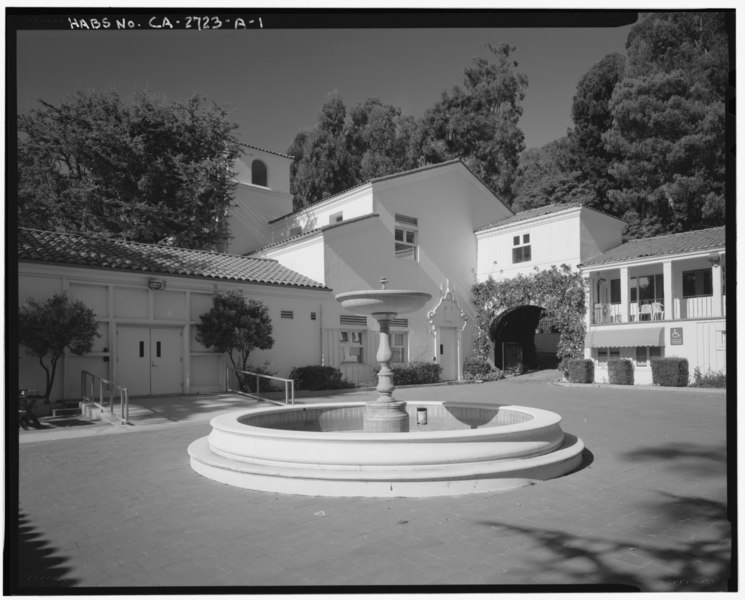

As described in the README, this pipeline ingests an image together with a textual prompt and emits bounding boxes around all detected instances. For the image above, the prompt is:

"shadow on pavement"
[621,442,727,478]
[475,492,732,592]
[13,511,78,589]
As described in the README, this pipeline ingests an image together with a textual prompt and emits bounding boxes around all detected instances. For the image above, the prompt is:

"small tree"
[195,291,274,390]
[19,293,100,422]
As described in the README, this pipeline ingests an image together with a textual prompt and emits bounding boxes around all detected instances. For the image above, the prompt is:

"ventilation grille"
[281,310,294,319]
[390,318,409,328]
[310,312,317,321]
[340,315,367,326]
[395,214,418,227]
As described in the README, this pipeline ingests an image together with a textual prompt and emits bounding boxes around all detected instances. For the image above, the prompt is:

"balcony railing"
[592,295,725,325]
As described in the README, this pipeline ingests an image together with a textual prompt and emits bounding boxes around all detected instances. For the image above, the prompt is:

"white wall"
[18,262,329,404]
[476,210,582,282]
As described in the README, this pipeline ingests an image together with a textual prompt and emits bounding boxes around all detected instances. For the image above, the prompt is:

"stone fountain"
[188,280,585,497]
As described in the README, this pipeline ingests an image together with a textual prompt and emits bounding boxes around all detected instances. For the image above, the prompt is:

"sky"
[14,10,638,155]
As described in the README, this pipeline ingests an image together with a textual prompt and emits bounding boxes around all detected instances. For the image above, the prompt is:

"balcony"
[592,295,726,325]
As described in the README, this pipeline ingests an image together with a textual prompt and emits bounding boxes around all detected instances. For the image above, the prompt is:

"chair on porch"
[640,304,652,321]
[651,302,664,320]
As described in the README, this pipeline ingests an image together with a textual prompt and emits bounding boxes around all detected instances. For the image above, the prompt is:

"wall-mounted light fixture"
[707,252,721,266]
[148,279,167,291]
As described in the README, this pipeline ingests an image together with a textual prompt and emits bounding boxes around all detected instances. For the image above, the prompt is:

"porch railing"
[593,296,725,325]
[81,370,129,424]
[227,368,295,405]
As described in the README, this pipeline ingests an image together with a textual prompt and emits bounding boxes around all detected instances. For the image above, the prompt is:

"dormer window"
[251,160,267,187]
[512,233,531,264]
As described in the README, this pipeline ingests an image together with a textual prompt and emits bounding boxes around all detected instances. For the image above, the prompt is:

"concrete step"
[52,407,82,418]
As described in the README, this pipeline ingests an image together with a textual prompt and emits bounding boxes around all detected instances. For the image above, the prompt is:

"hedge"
[651,357,689,387]
[289,366,355,391]
[463,357,504,382]
[608,359,634,385]
[375,361,442,386]
[691,368,726,388]
[567,358,594,383]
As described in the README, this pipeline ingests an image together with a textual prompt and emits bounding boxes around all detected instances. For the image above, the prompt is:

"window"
[610,279,621,304]
[596,347,620,363]
[391,332,407,363]
[394,214,418,261]
[683,269,713,297]
[630,274,664,304]
[512,233,531,263]
[251,160,267,186]
[340,330,364,363]
[635,346,662,366]
[329,212,343,224]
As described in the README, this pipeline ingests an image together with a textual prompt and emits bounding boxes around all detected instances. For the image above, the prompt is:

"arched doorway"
[490,305,559,372]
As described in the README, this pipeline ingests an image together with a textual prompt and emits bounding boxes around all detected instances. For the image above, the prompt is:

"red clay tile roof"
[581,226,726,267]
[18,228,328,289]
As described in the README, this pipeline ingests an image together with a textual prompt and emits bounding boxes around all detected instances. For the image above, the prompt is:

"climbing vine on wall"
[471,264,587,371]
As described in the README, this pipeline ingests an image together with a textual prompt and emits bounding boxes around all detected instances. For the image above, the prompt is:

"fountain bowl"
[188,401,584,497]
[335,289,432,317]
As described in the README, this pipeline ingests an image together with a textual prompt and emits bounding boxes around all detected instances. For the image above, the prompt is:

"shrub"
[651,357,689,387]
[463,357,503,382]
[375,361,442,386]
[608,359,634,385]
[690,367,726,388]
[289,365,355,391]
[567,358,594,383]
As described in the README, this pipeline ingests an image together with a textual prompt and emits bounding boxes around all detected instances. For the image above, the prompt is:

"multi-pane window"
[340,330,364,363]
[682,269,713,297]
[596,347,620,363]
[635,346,662,366]
[390,332,407,363]
[394,214,418,261]
[512,233,531,263]
[630,274,664,303]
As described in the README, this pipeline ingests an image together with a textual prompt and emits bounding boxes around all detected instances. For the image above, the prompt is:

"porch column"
[663,261,673,320]
[619,267,629,323]
[711,256,723,317]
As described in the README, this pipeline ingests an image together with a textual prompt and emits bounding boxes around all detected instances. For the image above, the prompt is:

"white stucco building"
[17,146,728,401]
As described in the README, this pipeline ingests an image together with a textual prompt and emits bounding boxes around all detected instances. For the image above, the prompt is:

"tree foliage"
[471,265,586,372]
[19,292,100,403]
[566,52,626,212]
[195,291,274,386]
[511,138,595,212]
[603,12,728,238]
[417,43,528,203]
[289,44,527,208]
[18,89,242,250]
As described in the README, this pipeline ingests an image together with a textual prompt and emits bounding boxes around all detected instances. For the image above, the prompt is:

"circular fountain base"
[188,401,584,498]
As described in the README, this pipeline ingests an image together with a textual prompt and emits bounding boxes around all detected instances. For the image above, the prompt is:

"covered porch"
[587,251,725,326]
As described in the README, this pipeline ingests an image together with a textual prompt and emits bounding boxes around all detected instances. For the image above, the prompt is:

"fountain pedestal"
[365,312,408,433]
[335,280,432,434]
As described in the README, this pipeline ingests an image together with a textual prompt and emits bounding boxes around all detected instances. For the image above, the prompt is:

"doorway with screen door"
[116,326,183,396]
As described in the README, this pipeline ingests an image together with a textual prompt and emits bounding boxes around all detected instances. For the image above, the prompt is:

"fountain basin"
[335,289,431,316]
[188,401,584,497]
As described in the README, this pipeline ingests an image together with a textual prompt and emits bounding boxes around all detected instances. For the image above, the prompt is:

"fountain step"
[188,434,584,498]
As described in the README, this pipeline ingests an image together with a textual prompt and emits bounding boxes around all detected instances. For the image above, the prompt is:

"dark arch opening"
[490,305,558,372]
[251,159,268,186]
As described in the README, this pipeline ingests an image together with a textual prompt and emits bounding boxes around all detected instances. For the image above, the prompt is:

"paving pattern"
[12,372,732,592]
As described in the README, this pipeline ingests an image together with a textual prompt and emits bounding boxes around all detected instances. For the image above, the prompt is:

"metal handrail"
[227,368,295,405]
[81,370,129,424]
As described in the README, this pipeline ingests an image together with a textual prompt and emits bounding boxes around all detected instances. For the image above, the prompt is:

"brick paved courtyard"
[10,372,732,592]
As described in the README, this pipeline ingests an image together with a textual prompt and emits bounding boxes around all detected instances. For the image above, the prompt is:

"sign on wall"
[670,327,684,346]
